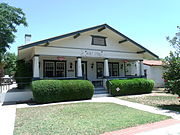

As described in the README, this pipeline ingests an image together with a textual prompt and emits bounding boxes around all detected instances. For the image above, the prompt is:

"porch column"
[139,60,144,76]
[77,57,82,78]
[33,55,40,79]
[104,58,109,78]
[103,58,109,88]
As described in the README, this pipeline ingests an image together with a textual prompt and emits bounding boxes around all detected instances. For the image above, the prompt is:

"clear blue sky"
[2,0,180,58]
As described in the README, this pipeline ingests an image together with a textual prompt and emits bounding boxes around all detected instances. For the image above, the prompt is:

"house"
[18,24,159,88]
[143,60,164,87]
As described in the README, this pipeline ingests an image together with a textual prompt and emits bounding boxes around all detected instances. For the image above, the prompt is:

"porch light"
[91,63,94,69]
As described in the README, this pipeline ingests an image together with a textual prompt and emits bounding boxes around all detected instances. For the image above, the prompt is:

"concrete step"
[94,90,108,94]
[94,87,105,90]
[93,93,111,98]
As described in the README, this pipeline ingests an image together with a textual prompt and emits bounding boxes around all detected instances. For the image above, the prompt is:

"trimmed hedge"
[32,80,94,103]
[106,78,154,96]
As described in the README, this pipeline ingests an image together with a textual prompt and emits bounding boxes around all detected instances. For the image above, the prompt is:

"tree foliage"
[0,3,27,61]
[166,26,180,53]
[163,27,180,96]
[4,52,17,76]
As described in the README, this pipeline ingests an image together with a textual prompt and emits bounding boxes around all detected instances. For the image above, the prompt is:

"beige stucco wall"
[144,65,165,87]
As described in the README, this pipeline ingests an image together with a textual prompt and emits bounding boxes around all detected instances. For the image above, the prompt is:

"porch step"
[93,93,111,98]
[94,90,108,94]
[94,87,108,95]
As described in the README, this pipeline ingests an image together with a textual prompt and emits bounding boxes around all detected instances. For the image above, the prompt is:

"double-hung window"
[44,60,66,77]
[109,63,119,77]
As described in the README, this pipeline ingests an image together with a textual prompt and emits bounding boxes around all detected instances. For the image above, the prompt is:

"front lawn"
[119,93,180,112]
[14,102,169,135]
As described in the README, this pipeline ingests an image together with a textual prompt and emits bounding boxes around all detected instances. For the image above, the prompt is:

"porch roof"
[143,60,163,66]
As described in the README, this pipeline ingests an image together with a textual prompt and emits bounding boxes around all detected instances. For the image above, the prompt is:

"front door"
[75,61,87,79]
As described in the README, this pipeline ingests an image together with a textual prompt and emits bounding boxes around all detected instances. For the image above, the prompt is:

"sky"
[1,0,180,58]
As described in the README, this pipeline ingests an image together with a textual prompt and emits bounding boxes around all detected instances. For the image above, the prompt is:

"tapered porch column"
[77,57,82,78]
[33,55,40,79]
[139,60,144,76]
[104,58,109,78]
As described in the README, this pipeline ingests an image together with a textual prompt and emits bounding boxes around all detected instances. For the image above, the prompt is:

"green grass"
[119,94,180,112]
[14,102,169,135]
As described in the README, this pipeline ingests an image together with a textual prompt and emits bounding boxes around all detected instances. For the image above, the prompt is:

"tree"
[163,27,180,97]
[166,26,180,53]
[0,3,27,60]
[0,3,27,78]
[4,52,17,76]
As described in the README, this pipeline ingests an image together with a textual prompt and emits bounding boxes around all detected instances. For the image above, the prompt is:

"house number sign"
[80,50,103,57]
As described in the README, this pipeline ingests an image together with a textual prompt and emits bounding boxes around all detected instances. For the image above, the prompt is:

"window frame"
[91,35,107,46]
[43,60,66,77]
[109,62,119,77]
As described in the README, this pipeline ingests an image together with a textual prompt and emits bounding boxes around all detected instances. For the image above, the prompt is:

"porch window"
[96,62,104,78]
[91,35,107,46]
[109,63,119,77]
[44,61,55,77]
[56,62,66,77]
[44,60,66,77]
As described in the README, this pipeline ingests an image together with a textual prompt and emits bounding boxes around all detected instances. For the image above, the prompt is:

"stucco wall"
[144,65,164,87]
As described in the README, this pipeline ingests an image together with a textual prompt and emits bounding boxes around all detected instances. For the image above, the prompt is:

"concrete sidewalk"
[0,105,16,135]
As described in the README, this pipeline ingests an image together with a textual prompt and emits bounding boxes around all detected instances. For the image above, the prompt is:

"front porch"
[32,55,145,89]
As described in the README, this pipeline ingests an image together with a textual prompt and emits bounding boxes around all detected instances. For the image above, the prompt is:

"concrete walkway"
[1,97,180,135]
[91,97,180,120]
[0,105,16,135]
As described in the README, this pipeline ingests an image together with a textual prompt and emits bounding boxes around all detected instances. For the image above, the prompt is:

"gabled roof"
[143,60,163,66]
[18,24,159,58]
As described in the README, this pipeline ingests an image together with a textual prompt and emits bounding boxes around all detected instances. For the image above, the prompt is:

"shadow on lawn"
[157,104,180,113]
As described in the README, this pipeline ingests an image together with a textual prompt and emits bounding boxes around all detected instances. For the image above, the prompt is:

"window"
[91,35,107,46]
[44,60,66,77]
[109,63,119,77]
[56,62,66,77]
[96,62,104,78]
[44,61,55,77]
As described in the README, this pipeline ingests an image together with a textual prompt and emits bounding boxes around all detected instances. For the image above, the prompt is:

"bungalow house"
[18,24,159,88]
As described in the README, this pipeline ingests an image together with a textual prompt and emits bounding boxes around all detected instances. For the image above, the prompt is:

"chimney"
[25,34,31,44]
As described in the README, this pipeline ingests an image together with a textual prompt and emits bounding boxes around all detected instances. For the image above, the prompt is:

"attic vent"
[91,35,107,46]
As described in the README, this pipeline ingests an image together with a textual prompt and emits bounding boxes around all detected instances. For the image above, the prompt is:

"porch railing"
[0,77,33,93]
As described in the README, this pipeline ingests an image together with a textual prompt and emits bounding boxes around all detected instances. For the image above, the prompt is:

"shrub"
[106,78,154,96]
[14,60,32,89]
[166,79,180,96]
[32,80,94,103]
